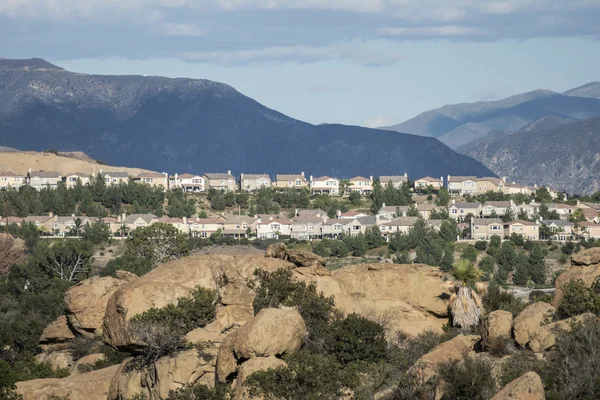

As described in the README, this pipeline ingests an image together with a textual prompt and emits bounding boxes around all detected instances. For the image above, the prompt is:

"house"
[0,216,24,227]
[448,201,482,221]
[295,209,328,222]
[413,176,444,192]
[515,202,539,219]
[415,204,441,220]
[50,216,96,236]
[481,201,516,218]
[344,216,378,236]
[377,205,403,219]
[22,215,55,232]
[256,217,293,239]
[290,217,323,240]
[274,172,308,190]
[471,218,504,240]
[204,172,237,192]
[310,176,340,195]
[321,219,352,238]
[578,222,600,239]
[159,217,189,234]
[539,220,575,241]
[348,176,373,195]
[581,208,600,223]
[63,172,91,189]
[476,177,507,194]
[240,174,272,192]
[101,171,129,185]
[338,210,370,219]
[0,172,25,190]
[122,214,160,231]
[447,175,477,196]
[548,203,578,220]
[102,217,122,235]
[506,220,539,240]
[505,182,535,196]
[188,218,223,238]
[379,174,408,189]
[220,214,259,237]
[380,217,420,236]
[27,170,62,190]
[136,172,168,189]
[170,173,205,192]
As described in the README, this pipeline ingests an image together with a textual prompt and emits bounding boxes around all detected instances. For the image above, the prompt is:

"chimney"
[440,176,444,185]
[48,212,53,217]
[122,213,126,222]
[336,209,341,218]
[28,168,32,175]
[309,175,313,182]
[183,217,187,225]
[71,213,75,217]
[382,202,386,208]
[301,171,305,177]
[227,170,231,176]
[404,172,408,178]
[369,175,373,182]
[452,199,456,205]
[295,208,299,217]
[375,214,380,224]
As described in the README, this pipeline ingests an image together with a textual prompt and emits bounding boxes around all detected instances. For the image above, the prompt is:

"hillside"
[0,151,154,177]
[463,116,600,195]
[0,58,493,179]
[564,82,600,99]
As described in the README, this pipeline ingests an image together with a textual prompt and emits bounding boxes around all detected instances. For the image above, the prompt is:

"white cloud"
[378,25,482,37]
[363,115,393,128]
[159,23,206,36]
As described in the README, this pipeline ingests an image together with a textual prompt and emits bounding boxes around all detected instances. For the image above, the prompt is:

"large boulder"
[265,242,326,268]
[411,334,479,380]
[486,310,513,346]
[216,331,239,383]
[571,247,600,266]
[72,353,106,373]
[66,275,127,339]
[35,350,74,371]
[40,315,76,344]
[491,371,545,400]
[265,242,288,259]
[107,358,144,400]
[513,302,555,347]
[553,257,600,307]
[0,233,26,276]
[295,263,453,335]
[16,365,120,400]
[529,313,595,353]
[103,254,293,349]
[233,356,287,400]
[234,307,306,359]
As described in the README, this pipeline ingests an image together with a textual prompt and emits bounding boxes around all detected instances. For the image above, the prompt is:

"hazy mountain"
[463,117,600,195]
[0,58,493,179]
[383,84,600,150]
[564,82,600,99]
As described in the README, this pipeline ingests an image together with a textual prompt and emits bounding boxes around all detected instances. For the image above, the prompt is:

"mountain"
[463,117,600,195]
[382,85,600,150]
[564,82,600,99]
[0,58,493,179]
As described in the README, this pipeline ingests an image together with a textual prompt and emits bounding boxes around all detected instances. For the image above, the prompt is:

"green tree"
[325,314,387,365]
[370,181,384,215]
[535,187,553,203]
[435,187,450,206]
[528,244,547,284]
[82,219,111,244]
[126,223,189,268]
[364,226,384,249]
[406,204,420,217]
[450,259,484,328]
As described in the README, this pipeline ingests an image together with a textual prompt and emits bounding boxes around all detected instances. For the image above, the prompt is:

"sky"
[1,0,599,127]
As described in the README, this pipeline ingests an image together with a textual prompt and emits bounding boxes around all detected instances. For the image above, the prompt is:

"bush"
[509,233,525,247]
[461,245,478,262]
[529,290,553,303]
[556,279,600,319]
[483,281,526,316]
[437,356,496,400]
[67,337,95,361]
[498,350,545,388]
[166,383,230,400]
[474,241,487,251]
[325,314,387,365]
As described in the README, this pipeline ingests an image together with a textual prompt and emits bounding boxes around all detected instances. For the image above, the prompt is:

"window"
[334,225,342,230]
[353,225,360,231]
[460,209,465,214]
[490,225,501,231]
[295,180,301,185]
[272,224,281,231]
[308,224,314,230]
[451,208,457,214]
[192,179,201,184]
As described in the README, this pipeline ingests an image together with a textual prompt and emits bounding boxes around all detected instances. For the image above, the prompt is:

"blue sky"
[1,1,599,127]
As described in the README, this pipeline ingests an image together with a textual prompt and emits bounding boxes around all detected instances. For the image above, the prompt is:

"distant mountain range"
[382,82,600,150]
[0,58,493,180]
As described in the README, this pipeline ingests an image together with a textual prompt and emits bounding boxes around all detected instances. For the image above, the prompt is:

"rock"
[17,364,120,400]
[0,233,26,276]
[571,247,600,266]
[491,371,545,400]
[553,263,600,307]
[103,254,293,349]
[219,282,256,307]
[295,263,454,336]
[286,250,325,268]
[107,358,145,400]
[36,350,74,371]
[234,307,306,359]
[66,276,127,339]
[214,305,255,331]
[40,315,76,344]
[265,242,287,259]
[529,313,595,353]
[412,334,479,380]
[234,356,287,400]
[115,270,138,282]
[72,353,106,373]
[513,302,555,347]
[153,349,217,399]
[217,331,239,383]
[487,310,513,345]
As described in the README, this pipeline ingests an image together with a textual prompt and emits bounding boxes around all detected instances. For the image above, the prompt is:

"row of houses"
[1,169,561,199]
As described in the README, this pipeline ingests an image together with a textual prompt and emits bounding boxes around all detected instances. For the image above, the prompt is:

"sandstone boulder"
[529,313,595,353]
[487,310,513,346]
[17,364,120,400]
[216,331,239,383]
[234,356,287,400]
[103,254,293,349]
[295,263,453,335]
[72,353,106,373]
[0,233,26,276]
[219,281,256,307]
[107,358,144,400]
[234,307,306,359]
[35,350,74,371]
[491,371,545,400]
[571,247,600,266]
[286,250,325,268]
[513,302,555,347]
[40,315,76,344]
[265,242,288,259]
[115,270,139,282]
[412,334,479,380]
[553,263,600,307]
[66,275,127,339]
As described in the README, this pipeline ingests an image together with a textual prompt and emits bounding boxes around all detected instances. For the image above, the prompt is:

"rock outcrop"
[491,371,545,400]
[529,313,595,353]
[35,350,74,371]
[39,315,76,344]
[0,233,26,276]
[103,254,292,349]
[411,334,479,380]
[17,365,120,400]
[513,302,555,347]
[486,310,513,346]
[66,275,127,339]
[553,248,600,307]
[72,353,106,373]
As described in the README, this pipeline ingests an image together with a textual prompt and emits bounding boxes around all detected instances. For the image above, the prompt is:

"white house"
[310,176,340,195]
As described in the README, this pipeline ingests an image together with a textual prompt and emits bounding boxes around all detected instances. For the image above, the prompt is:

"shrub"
[461,245,478,262]
[529,291,553,303]
[128,320,189,369]
[483,281,526,316]
[498,350,546,388]
[67,336,95,361]
[325,314,387,365]
[437,356,496,400]
[509,233,525,247]
[556,279,600,319]
[474,241,487,251]
[330,240,349,258]
[166,383,230,400]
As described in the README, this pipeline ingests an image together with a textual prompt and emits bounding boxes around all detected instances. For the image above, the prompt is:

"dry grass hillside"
[0,151,155,176]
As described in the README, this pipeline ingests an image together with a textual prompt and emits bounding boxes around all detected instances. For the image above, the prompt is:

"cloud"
[181,41,405,66]
[158,23,206,36]
[363,115,393,128]
[378,25,482,37]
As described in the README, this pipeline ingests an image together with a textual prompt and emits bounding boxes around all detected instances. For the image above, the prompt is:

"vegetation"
[449,259,484,328]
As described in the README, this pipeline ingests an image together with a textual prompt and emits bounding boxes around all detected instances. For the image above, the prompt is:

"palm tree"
[73,217,83,237]
[449,259,484,329]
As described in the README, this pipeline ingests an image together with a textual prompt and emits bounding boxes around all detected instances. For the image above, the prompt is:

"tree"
[501,208,515,223]
[126,223,189,268]
[439,219,460,242]
[512,258,530,285]
[31,240,94,282]
[338,179,350,196]
[435,187,450,207]
[348,191,361,206]
[364,226,384,249]
[406,205,420,217]
[449,259,484,328]
[82,219,110,244]
[528,244,547,284]
[535,187,553,203]
[370,181,384,215]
